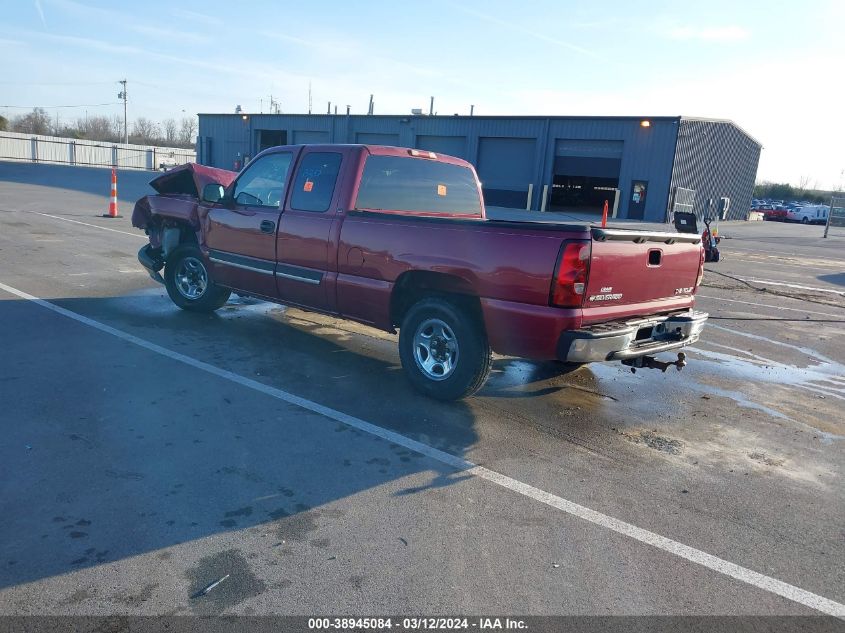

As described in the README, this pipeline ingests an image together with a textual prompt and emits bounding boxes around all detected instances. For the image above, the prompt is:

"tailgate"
[584,227,702,310]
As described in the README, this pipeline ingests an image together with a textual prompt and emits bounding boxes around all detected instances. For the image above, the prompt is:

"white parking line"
[0,278,842,617]
[726,247,845,263]
[27,211,146,239]
[696,294,845,318]
[726,276,845,296]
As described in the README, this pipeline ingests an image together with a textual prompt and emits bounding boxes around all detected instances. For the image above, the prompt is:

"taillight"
[551,240,591,307]
[694,246,705,290]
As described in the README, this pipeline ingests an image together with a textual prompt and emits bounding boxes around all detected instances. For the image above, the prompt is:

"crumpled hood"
[132,163,238,232]
[148,162,237,197]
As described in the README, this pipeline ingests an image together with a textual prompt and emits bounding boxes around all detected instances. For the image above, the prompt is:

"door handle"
[260,220,276,234]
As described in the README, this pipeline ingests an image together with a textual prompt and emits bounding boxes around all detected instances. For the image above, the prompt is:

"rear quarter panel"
[336,214,583,329]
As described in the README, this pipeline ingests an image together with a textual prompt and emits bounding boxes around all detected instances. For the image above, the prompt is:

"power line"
[1,102,121,109]
[0,80,117,86]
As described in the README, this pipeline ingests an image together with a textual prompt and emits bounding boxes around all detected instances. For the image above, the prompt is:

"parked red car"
[133,145,707,399]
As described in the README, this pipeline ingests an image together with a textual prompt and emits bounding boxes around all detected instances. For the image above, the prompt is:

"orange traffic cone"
[103,168,122,218]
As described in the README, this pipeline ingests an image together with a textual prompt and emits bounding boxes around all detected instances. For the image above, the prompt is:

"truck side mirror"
[202,183,225,203]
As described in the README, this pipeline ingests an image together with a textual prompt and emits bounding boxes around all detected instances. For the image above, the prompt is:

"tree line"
[753,180,837,204]
[0,107,197,149]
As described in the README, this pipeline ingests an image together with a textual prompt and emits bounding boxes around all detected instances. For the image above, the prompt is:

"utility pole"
[118,79,128,143]
[308,82,313,115]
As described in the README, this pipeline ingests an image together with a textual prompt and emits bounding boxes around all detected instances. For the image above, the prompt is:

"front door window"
[232,152,293,208]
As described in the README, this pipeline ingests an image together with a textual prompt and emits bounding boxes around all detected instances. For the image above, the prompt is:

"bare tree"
[76,115,119,142]
[162,118,178,145]
[110,115,123,141]
[131,117,161,144]
[11,107,52,135]
[178,116,197,147]
[797,175,812,196]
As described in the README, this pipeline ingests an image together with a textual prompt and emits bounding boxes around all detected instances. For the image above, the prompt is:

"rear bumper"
[558,310,708,363]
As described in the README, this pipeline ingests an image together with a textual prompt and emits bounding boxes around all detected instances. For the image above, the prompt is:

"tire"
[398,297,492,401]
[164,244,231,312]
[801,216,809,224]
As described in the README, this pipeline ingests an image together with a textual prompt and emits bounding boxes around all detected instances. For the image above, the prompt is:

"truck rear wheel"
[164,244,231,312]
[399,297,492,400]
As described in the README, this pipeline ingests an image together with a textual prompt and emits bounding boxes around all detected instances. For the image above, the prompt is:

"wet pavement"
[0,163,843,616]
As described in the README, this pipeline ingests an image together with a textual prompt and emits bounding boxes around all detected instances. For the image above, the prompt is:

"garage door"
[553,139,623,179]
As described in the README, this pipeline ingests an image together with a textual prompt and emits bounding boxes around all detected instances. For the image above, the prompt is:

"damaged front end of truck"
[132,163,236,284]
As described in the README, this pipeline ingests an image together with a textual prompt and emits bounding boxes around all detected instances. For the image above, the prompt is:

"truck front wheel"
[399,297,492,400]
[164,244,231,312]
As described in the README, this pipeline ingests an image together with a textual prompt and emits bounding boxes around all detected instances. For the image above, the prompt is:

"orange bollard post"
[103,168,122,218]
[601,199,609,227]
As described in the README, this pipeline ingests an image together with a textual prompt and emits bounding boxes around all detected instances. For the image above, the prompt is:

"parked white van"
[787,205,829,224]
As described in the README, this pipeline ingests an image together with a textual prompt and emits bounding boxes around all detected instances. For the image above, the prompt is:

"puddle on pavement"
[585,345,843,443]
[707,323,839,364]
[688,344,845,402]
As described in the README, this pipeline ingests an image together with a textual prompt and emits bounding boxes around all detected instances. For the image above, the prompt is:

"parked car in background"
[763,204,789,221]
[158,152,178,171]
[786,204,829,224]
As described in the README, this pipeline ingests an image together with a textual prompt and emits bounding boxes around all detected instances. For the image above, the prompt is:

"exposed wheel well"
[149,216,199,261]
[390,271,483,329]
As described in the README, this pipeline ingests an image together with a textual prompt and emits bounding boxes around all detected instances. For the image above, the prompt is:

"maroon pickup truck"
[133,144,707,400]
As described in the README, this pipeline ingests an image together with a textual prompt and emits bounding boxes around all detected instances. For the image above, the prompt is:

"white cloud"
[667,24,750,42]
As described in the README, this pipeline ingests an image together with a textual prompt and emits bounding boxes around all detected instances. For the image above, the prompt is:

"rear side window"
[355,155,482,215]
[290,152,342,212]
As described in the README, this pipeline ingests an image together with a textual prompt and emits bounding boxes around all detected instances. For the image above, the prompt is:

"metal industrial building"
[196,113,762,222]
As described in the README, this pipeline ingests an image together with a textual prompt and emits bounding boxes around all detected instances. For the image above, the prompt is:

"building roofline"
[198,112,683,122]
[197,111,762,147]
[679,116,763,148]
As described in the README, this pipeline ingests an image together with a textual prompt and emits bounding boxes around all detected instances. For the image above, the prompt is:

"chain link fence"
[0,131,195,171]
[823,196,845,237]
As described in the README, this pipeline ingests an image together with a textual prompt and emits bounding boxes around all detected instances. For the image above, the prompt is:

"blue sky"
[1,0,843,188]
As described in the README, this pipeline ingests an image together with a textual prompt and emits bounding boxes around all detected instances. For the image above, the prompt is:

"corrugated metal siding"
[669,119,762,221]
[415,135,468,159]
[355,132,400,145]
[545,118,680,220]
[292,130,330,144]
[197,114,759,221]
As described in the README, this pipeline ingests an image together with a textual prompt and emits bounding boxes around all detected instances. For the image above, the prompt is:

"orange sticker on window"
[303,180,314,192]
[437,184,447,196]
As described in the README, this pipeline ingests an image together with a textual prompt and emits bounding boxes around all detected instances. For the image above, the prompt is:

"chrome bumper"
[559,310,708,363]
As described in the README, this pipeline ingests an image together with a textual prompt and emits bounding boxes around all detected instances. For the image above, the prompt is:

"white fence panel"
[0,134,30,160]
[0,131,195,170]
[75,142,114,167]
[116,147,147,169]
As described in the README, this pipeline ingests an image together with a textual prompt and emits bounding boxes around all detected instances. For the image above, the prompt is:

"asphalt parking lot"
[0,163,843,618]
